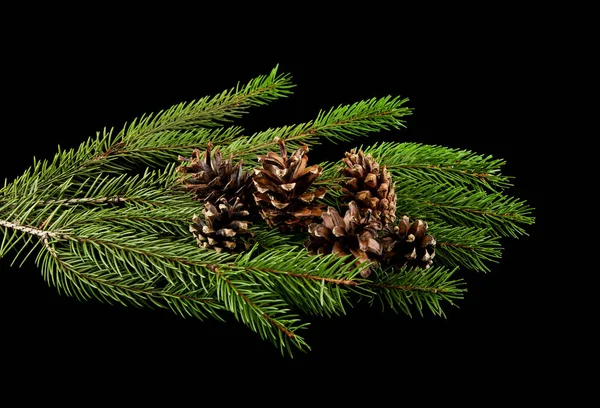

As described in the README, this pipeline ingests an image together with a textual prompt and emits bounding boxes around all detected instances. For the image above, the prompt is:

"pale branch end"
[0,219,66,241]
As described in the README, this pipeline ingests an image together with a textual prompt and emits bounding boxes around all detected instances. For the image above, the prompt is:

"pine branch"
[1,164,186,215]
[11,217,231,321]
[109,126,246,169]
[60,205,193,236]
[367,266,466,317]
[313,95,412,142]
[231,246,370,317]
[0,166,195,263]
[1,66,292,200]
[363,142,512,192]
[0,132,122,200]
[36,241,224,321]
[121,64,294,136]
[210,264,310,357]
[394,179,535,238]
[427,222,503,272]
[221,95,412,162]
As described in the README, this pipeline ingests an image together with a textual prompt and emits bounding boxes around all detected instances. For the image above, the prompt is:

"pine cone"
[305,201,382,278]
[189,197,254,253]
[253,138,326,231]
[381,216,436,269]
[340,149,396,225]
[177,142,254,209]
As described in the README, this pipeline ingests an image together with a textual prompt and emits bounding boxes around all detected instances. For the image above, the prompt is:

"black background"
[1,30,549,390]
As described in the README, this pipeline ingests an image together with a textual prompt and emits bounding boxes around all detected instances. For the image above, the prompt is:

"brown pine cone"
[340,149,396,225]
[252,138,326,232]
[189,197,254,253]
[381,215,436,269]
[305,201,382,278]
[177,142,254,210]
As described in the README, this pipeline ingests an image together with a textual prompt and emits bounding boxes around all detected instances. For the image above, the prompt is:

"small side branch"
[36,196,126,207]
[364,280,454,294]
[0,218,67,261]
[90,141,126,161]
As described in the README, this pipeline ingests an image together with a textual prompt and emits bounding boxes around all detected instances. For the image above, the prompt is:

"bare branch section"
[0,219,65,240]
[36,196,127,207]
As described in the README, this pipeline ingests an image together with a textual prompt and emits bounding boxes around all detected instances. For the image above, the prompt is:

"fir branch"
[1,165,187,216]
[59,205,194,237]
[211,264,310,357]
[36,241,223,321]
[0,127,243,204]
[110,126,246,169]
[0,197,68,263]
[312,95,412,142]
[394,179,535,238]
[57,227,233,287]
[1,190,227,284]
[1,66,292,200]
[12,214,357,355]
[222,122,315,160]
[121,64,294,137]
[427,222,503,272]
[221,95,412,162]
[363,142,512,191]
[0,132,122,200]
[231,246,370,317]
[367,266,466,317]
[25,220,231,321]
[228,244,463,322]
[0,166,195,263]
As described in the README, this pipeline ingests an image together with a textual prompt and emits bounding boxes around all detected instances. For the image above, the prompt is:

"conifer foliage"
[0,65,535,356]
